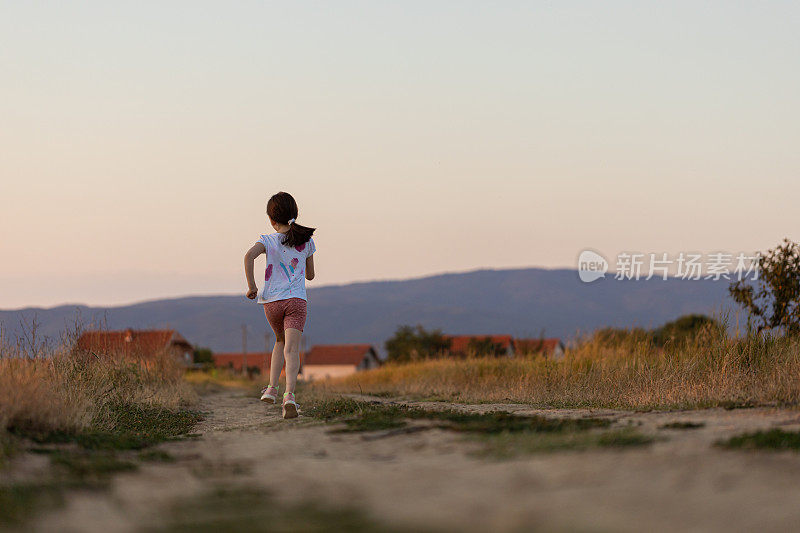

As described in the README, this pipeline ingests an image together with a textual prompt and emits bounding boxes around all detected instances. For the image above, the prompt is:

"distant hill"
[0,268,735,354]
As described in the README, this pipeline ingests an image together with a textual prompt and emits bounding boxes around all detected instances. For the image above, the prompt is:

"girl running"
[244,191,316,419]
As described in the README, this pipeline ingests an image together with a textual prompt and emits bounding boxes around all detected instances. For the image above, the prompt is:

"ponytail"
[266,191,316,248]
[282,220,315,248]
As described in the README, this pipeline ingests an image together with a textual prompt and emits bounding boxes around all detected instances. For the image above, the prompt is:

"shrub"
[730,238,800,334]
[0,337,196,437]
[385,325,451,362]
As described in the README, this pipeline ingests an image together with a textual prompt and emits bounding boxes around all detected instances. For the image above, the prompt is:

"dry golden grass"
[184,368,261,392]
[312,326,800,410]
[0,344,196,436]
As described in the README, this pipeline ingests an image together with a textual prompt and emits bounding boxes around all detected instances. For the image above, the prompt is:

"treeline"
[590,314,720,348]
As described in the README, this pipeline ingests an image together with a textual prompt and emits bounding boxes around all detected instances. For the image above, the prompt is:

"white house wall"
[301,364,358,381]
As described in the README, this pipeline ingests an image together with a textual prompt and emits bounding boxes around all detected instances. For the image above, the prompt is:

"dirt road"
[30,389,800,532]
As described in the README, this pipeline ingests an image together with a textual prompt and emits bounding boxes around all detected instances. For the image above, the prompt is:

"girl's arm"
[244,243,266,299]
[305,255,315,281]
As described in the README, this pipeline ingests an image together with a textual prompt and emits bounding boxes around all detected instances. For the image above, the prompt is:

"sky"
[1,1,799,309]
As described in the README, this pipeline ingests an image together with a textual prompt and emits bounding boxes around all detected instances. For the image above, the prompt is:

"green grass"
[304,397,611,434]
[659,421,705,430]
[304,396,655,457]
[155,486,399,533]
[49,450,137,480]
[2,402,202,527]
[12,403,202,451]
[475,427,655,458]
[0,431,15,467]
[0,483,64,526]
[718,428,800,451]
[139,450,176,463]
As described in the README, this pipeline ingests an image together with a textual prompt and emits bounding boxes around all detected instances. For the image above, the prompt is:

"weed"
[718,428,800,451]
[191,459,253,479]
[12,403,202,451]
[1,451,135,526]
[659,421,705,430]
[0,329,202,528]
[87,402,202,449]
[304,396,650,457]
[308,329,800,410]
[49,450,137,481]
[0,431,15,467]
[155,485,399,533]
[475,428,654,458]
[595,428,655,447]
[139,450,175,462]
[0,347,197,438]
[304,397,611,435]
[302,396,368,421]
[417,409,610,434]
[0,483,63,526]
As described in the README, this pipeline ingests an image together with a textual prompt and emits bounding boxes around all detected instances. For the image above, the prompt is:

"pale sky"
[1,1,798,309]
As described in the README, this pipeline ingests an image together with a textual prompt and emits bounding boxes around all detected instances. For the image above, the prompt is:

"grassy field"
[310,326,800,410]
[0,334,201,526]
[0,349,196,438]
[4,322,800,529]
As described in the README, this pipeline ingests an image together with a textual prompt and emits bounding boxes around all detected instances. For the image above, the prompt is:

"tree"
[651,314,719,346]
[589,314,718,348]
[193,347,214,365]
[385,325,451,362]
[466,337,506,357]
[729,239,800,335]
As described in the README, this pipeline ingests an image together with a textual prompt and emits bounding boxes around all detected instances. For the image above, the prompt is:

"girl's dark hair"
[266,191,315,248]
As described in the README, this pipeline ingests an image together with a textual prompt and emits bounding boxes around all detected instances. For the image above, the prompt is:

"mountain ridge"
[0,267,734,354]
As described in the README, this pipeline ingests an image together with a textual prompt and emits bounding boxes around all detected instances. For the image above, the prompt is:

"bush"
[652,314,720,347]
[0,341,196,438]
[193,348,214,365]
[385,325,451,362]
[588,314,719,349]
[466,337,507,357]
[730,238,800,334]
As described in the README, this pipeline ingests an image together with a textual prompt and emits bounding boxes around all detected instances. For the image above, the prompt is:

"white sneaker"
[260,385,279,403]
[282,392,298,419]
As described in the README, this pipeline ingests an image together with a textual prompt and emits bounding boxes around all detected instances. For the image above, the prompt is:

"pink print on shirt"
[265,264,273,281]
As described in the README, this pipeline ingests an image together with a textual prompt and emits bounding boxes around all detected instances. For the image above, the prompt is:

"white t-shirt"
[256,233,316,304]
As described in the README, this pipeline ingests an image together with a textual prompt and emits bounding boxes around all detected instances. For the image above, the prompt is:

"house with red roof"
[212,352,270,373]
[444,335,515,357]
[514,338,565,359]
[75,329,194,365]
[300,344,381,381]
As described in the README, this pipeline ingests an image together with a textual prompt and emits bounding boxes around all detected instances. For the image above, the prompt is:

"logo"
[578,250,609,283]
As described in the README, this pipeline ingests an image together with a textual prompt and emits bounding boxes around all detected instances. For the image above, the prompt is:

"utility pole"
[241,324,248,376]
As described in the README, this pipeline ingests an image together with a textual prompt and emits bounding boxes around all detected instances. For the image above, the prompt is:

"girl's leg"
[283,328,302,393]
[269,335,285,387]
[263,303,286,388]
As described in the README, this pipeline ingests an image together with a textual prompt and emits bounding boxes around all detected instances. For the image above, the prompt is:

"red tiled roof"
[514,338,563,354]
[76,329,190,357]
[445,335,514,354]
[212,352,270,371]
[303,344,375,366]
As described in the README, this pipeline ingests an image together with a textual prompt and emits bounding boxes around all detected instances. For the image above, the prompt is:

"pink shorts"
[263,298,307,334]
